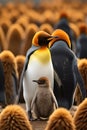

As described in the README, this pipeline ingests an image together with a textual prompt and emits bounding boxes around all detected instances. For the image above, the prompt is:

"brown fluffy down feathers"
[75,58,87,105]
[74,98,87,130]
[0,50,18,105]
[45,108,75,130]
[0,104,32,130]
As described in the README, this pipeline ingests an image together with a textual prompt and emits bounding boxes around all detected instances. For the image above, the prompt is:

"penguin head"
[32,31,57,47]
[49,29,71,49]
[79,23,87,35]
[33,77,50,87]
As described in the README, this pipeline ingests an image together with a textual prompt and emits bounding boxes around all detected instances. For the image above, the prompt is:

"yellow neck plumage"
[31,47,51,64]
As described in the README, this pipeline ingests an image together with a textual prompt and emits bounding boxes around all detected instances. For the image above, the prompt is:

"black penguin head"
[32,31,58,47]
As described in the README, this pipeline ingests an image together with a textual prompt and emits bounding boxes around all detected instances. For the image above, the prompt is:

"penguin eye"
[38,80,45,84]
[38,36,50,46]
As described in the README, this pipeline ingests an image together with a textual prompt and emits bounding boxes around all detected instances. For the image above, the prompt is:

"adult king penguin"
[49,29,86,109]
[18,31,56,120]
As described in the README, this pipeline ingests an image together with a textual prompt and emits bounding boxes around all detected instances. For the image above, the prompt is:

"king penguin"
[49,29,86,109]
[18,31,56,120]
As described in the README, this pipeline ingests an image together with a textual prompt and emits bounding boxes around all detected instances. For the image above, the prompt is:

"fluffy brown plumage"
[78,23,87,35]
[15,55,25,103]
[20,23,39,55]
[74,98,87,130]
[16,16,29,31]
[31,77,58,120]
[0,104,33,130]
[45,108,75,130]
[75,58,87,105]
[0,50,18,105]
[6,23,24,56]
[0,18,12,37]
[40,23,53,34]
[0,27,6,50]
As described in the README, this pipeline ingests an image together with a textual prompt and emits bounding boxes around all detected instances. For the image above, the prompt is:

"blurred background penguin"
[0,50,18,105]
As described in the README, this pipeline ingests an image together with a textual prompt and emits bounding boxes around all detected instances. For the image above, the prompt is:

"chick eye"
[38,80,45,84]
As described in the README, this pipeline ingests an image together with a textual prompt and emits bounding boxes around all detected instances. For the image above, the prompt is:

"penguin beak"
[48,36,59,41]
[32,80,38,83]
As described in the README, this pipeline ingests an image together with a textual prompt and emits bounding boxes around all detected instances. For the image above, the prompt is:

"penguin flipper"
[15,45,40,104]
[74,63,86,99]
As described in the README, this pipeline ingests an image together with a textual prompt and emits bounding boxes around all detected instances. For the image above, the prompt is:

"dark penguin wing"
[15,45,40,103]
[0,60,5,106]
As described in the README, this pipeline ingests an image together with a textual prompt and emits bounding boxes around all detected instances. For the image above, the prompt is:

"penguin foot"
[29,117,37,121]
[28,110,33,120]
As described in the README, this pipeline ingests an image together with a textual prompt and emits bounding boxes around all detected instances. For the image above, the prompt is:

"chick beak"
[32,80,38,83]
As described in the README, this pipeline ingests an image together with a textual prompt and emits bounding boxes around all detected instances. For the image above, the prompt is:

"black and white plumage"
[17,31,57,120]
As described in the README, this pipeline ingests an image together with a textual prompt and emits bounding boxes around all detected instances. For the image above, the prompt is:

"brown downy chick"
[74,58,87,105]
[45,108,75,130]
[0,50,18,105]
[74,98,87,130]
[15,55,26,103]
[6,23,24,56]
[20,23,39,56]
[40,23,53,34]
[0,104,33,130]
[31,77,58,120]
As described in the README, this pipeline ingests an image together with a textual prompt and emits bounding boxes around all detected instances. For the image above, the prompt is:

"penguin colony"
[0,1,87,130]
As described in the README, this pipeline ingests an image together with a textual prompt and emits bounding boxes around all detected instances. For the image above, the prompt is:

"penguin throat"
[33,47,51,64]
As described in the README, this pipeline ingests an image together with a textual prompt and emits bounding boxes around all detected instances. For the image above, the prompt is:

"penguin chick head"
[79,23,87,35]
[33,77,50,87]
[32,31,57,47]
[49,29,71,49]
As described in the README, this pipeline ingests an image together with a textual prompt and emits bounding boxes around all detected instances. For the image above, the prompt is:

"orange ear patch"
[49,29,71,48]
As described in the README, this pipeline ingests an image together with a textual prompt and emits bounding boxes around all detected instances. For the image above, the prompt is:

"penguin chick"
[74,58,87,105]
[0,50,18,105]
[45,108,75,130]
[76,23,87,58]
[0,104,33,130]
[18,31,57,120]
[15,55,26,103]
[49,29,86,109]
[31,77,58,120]
[6,23,24,56]
[74,98,87,130]
[20,24,39,56]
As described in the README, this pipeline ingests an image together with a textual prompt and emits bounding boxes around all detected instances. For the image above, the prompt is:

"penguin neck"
[33,47,51,64]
